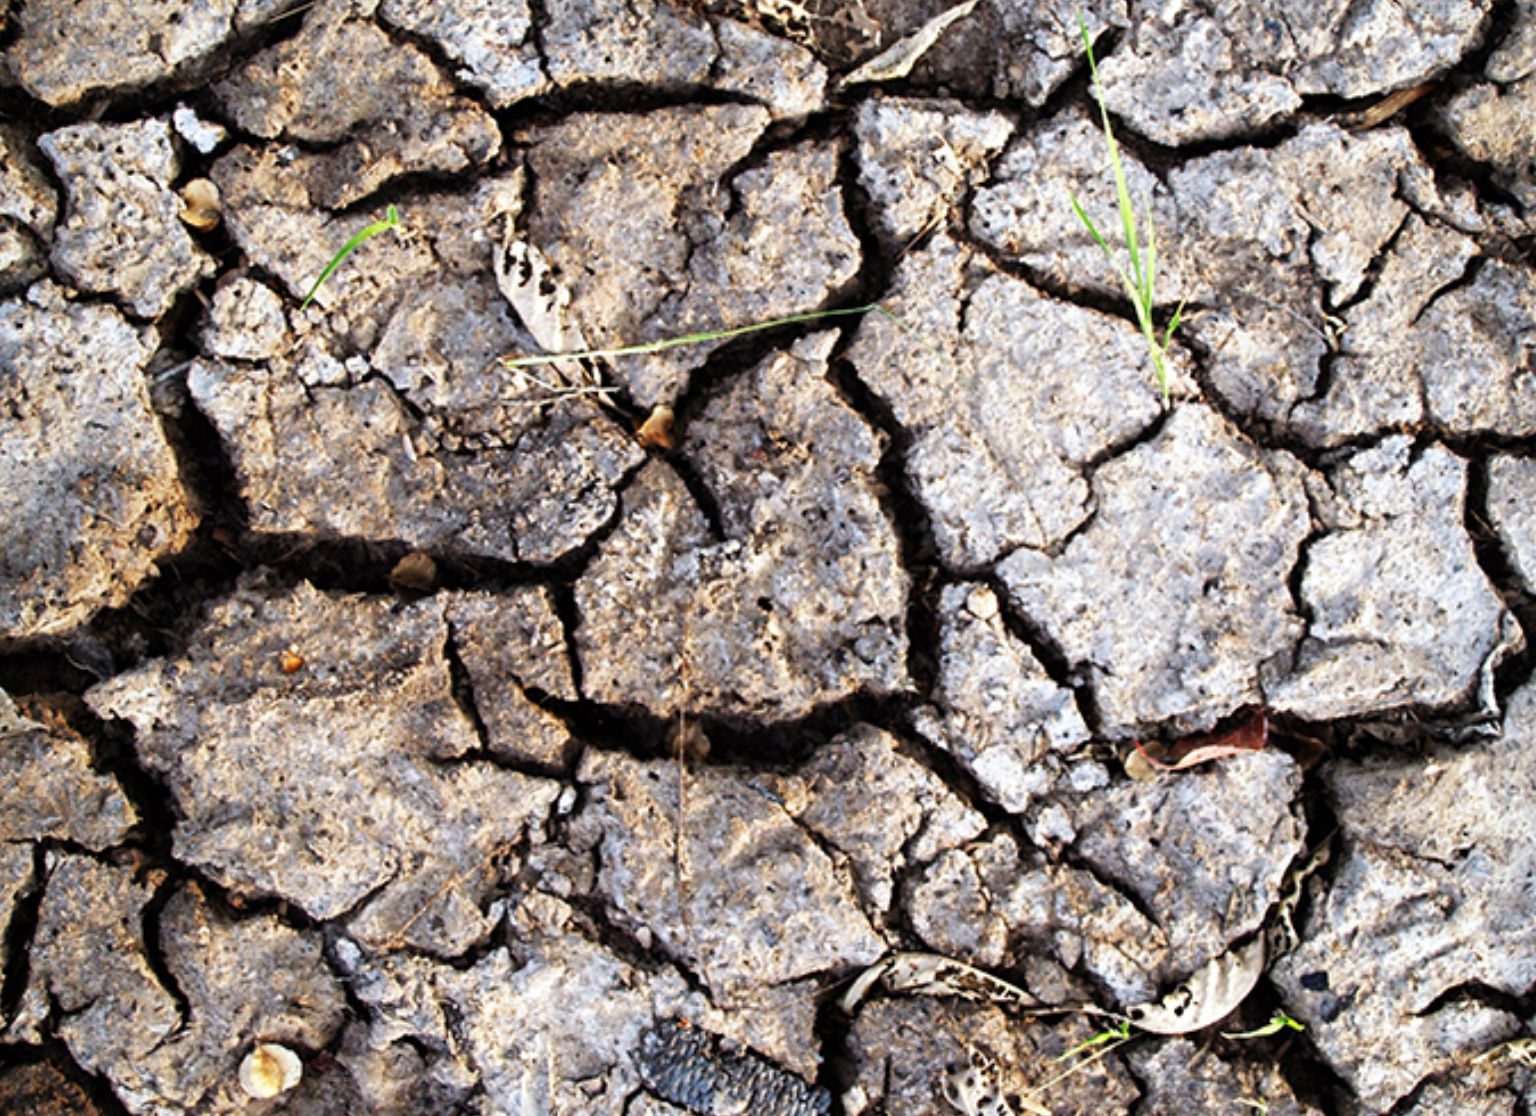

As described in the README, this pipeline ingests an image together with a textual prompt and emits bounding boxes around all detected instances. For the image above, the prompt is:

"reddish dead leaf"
[1133,708,1268,773]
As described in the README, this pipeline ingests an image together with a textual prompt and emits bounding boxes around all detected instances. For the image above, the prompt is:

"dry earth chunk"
[911,583,1090,815]
[338,892,711,1114]
[5,0,280,106]
[86,582,562,955]
[1438,74,1536,209]
[577,333,906,720]
[199,276,288,361]
[39,119,215,319]
[905,831,1169,1004]
[853,99,1012,245]
[972,117,1480,442]
[1271,440,1512,722]
[520,108,859,406]
[0,286,197,642]
[445,589,578,770]
[0,1062,111,1116]
[378,0,548,107]
[572,748,885,1001]
[1069,751,1305,975]
[543,0,715,89]
[1127,1040,1322,1115]
[1273,680,1536,1109]
[188,352,640,565]
[215,0,500,209]
[1096,1,1486,145]
[0,691,136,852]
[0,125,58,293]
[847,234,1171,569]
[998,405,1310,738]
[1488,455,1536,594]
[773,724,986,914]
[15,860,344,1116]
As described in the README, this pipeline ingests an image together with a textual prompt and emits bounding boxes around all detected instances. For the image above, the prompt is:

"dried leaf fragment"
[840,951,1038,1014]
[179,178,221,231]
[239,1043,302,1098]
[1124,936,1265,1035]
[840,0,981,87]
[1129,708,1268,774]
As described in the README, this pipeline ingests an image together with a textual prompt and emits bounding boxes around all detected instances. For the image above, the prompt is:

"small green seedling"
[1070,14,1185,405]
[300,204,402,310]
[1222,1010,1306,1041]
[1055,1020,1132,1063]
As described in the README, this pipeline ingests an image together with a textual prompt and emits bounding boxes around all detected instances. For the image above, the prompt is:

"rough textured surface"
[1274,680,1536,1110]
[215,0,500,210]
[0,1062,112,1116]
[911,583,1091,815]
[571,747,885,1001]
[5,3,1536,1113]
[0,284,198,642]
[576,334,907,721]
[87,582,563,955]
[848,235,1175,569]
[998,405,1311,738]
[12,859,345,1115]
[1096,1,1487,145]
[0,691,136,852]
[854,99,1012,246]
[4,0,279,106]
[520,107,859,406]
[1489,455,1536,595]
[1272,440,1513,722]
[40,119,214,319]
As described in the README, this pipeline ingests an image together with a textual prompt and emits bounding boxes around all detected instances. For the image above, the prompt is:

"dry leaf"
[840,951,1037,1013]
[1131,707,1268,773]
[840,0,980,87]
[493,235,586,356]
[1124,936,1265,1035]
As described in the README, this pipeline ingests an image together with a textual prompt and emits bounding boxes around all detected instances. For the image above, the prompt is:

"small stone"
[40,119,215,319]
[172,105,228,155]
[389,551,438,592]
[239,1044,303,1099]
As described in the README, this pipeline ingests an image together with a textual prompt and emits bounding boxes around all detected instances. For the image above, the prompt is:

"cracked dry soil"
[1,1,1535,1114]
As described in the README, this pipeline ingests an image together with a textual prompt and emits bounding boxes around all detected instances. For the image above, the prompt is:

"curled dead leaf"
[1124,936,1265,1035]
[179,178,221,231]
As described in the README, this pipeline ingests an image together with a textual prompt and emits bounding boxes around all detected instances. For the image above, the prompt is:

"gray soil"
[1,1,1535,1114]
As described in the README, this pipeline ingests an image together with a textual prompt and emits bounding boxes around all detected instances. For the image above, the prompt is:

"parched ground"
[1,1,1535,1114]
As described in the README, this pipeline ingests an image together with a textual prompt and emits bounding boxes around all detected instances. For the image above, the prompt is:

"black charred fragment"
[637,1018,831,1116]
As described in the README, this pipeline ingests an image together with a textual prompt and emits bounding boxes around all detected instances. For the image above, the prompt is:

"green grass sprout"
[300,204,402,310]
[1070,14,1185,405]
[1055,1019,1132,1062]
[500,303,910,369]
[1222,1010,1306,1041]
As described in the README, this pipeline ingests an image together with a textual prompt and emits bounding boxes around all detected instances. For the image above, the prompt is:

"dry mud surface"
[1,1,1535,1114]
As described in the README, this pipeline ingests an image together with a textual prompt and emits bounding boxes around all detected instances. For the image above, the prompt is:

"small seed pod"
[278,648,305,674]
[239,1042,302,1099]
[636,405,676,450]
[179,178,222,232]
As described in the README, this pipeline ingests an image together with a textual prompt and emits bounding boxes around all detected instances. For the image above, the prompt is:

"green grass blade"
[300,203,402,310]
[1071,193,1112,252]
